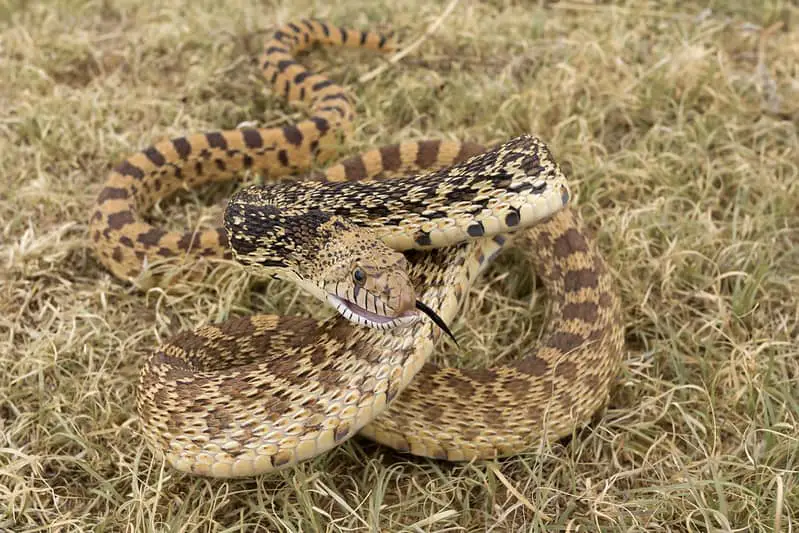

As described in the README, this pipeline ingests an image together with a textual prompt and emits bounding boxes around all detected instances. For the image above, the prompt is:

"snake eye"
[352,267,366,285]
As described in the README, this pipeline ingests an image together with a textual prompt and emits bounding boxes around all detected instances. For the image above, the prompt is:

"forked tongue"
[415,300,458,346]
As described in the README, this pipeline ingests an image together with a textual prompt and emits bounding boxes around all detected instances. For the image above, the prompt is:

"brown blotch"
[215,227,229,246]
[177,231,202,251]
[423,402,445,422]
[342,156,368,181]
[172,137,191,159]
[561,301,599,322]
[415,140,441,168]
[106,210,135,230]
[282,125,303,146]
[92,230,100,242]
[222,316,258,338]
[443,373,475,397]
[157,247,176,257]
[111,246,124,263]
[96,187,130,204]
[136,227,168,247]
[455,142,487,163]
[546,331,585,353]
[277,149,289,167]
[563,268,599,292]
[379,145,402,171]
[206,132,228,149]
[554,359,578,380]
[514,354,549,377]
[598,291,614,308]
[143,146,166,166]
[310,116,329,135]
[242,129,263,149]
[113,160,144,180]
[553,228,589,258]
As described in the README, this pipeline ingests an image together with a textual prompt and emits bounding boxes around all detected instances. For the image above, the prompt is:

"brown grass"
[1,1,798,531]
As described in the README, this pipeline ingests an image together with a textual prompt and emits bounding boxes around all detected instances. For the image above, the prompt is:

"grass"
[1,0,798,530]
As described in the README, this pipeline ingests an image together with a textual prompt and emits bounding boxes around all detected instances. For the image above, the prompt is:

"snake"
[89,19,624,477]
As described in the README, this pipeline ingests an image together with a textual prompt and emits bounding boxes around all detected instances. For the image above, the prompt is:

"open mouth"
[327,293,419,330]
[327,294,458,344]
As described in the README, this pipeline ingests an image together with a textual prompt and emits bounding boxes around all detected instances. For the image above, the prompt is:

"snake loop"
[90,20,624,477]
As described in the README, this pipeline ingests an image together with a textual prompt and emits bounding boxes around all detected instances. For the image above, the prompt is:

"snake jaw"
[327,293,420,329]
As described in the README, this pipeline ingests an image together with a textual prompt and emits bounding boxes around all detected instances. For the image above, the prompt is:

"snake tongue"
[415,300,458,346]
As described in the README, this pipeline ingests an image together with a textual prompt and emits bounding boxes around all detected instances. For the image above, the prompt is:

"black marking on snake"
[505,208,520,227]
[265,46,288,56]
[144,147,166,166]
[293,70,310,84]
[242,129,263,149]
[312,79,334,91]
[415,232,432,246]
[172,138,191,159]
[276,59,297,73]
[206,132,228,149]
[415,300,458,346]
[114,160,144,180]
[467,222,484,237]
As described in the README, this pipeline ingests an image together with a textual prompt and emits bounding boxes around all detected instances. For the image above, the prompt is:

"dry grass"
[2,0,798,531]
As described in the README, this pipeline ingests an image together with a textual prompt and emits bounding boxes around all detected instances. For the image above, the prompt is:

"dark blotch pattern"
[144,147,166,166]
[107,210,135,230]
[206,132,228,149]
[467,222,484,237]
[242,129,263,149]
[113,161,144,180]
[505,208,520,227]
[282,125,303,146]
[96,187,130,204]
[172,138,191,159]
[137,227,168,247]
[415,140,441,169]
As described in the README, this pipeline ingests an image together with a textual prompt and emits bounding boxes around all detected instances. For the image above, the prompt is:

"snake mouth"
[327,293,420,330]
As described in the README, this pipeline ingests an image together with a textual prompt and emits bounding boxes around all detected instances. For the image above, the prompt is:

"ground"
[1,0,798,531]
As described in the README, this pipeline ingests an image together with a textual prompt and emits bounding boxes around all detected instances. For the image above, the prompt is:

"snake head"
[318,225,420,330]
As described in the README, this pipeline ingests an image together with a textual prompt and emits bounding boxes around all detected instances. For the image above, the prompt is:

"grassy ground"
[2,0,798,531]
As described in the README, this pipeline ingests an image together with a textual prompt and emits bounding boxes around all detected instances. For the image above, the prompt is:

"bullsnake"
[90,19,624,477]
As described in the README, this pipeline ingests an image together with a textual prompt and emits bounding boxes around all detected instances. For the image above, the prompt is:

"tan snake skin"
[90,20,624,477]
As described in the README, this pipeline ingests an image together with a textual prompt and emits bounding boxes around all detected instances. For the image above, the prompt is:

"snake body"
[90,20,624,477]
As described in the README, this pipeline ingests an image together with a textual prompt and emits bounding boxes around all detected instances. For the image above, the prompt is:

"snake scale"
[90,19,624,477]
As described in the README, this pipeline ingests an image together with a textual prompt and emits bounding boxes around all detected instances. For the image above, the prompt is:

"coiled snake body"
[90,20,624,477]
